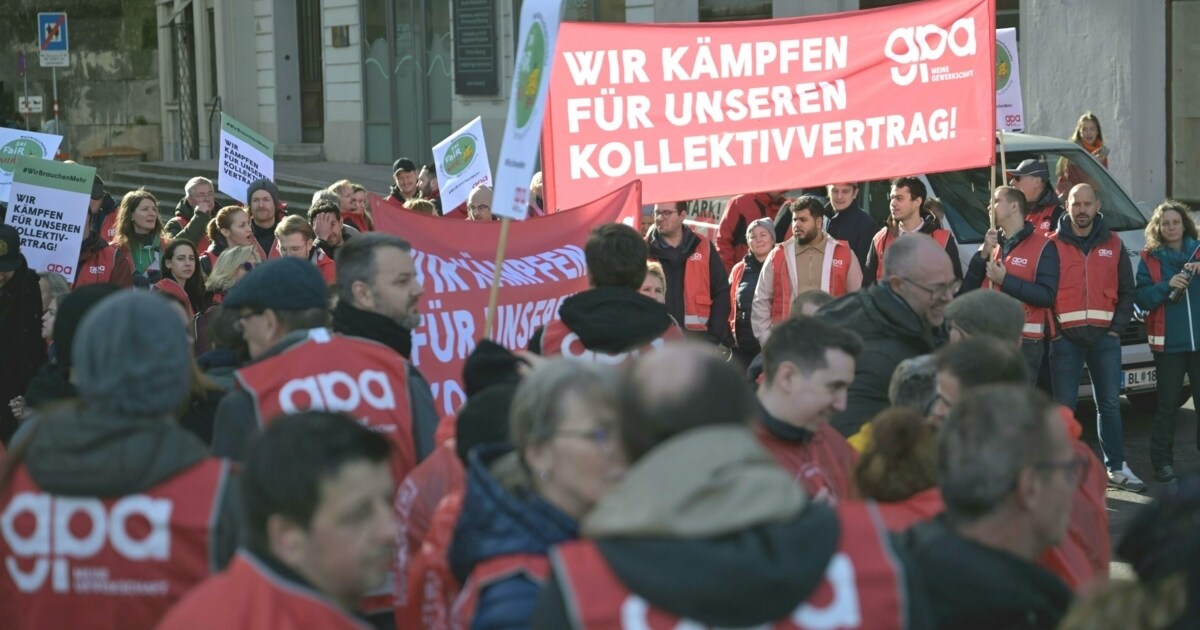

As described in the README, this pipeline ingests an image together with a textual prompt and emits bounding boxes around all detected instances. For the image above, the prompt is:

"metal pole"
[20,52,29,130]
[52,67,59,129]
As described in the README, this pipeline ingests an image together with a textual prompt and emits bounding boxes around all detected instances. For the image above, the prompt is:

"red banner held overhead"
[543,0,995,211]
[374,180,641,415]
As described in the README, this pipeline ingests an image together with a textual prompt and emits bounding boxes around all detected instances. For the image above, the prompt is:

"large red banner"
[374,181,641,415]
[543,0,995,211]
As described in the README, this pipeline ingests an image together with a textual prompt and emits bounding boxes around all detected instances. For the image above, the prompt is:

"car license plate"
[1122,367,1156,391]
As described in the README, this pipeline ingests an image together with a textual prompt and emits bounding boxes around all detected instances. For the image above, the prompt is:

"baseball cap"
[1005,159,1050,182]
[393,158,417,174]
[0,225,21,272]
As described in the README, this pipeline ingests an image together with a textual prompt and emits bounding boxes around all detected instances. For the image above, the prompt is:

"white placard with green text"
[218,113,275,203]
[0,127,63,205]
[996,28,1024,132]
[432,116,492,215]
[7,156,94,283]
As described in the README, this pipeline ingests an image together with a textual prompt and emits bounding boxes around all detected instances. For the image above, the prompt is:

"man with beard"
[388,158,420,204]
[1050,183,1142,492]
[246,178,285,259]
[309,199,358,260]
[1008,159,1064,236]
[647,201,732,348]
[752,196,862,345]
[865,177,962,284]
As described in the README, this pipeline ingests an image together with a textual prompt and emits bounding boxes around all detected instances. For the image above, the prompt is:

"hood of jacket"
[817,283,933,349]
[448,444,578,584]
[174,195,196,222]
[558,287,675,353]
[1055,212,1113,252]
[581,425,840,627]
[646,225,700,265]
[22,404,210,496]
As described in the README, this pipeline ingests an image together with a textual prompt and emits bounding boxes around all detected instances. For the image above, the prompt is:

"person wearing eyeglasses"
[449,360,624,630]
[275,215,336,286]
[864,176,963,285]
[1050,183,1141,493]
[466,184,495,221]
[754,316,862,504]
[961,186,1060,384]
[646,201,733,349]
[899,384,1077,628]
[168,176,216,252]
[815,234,955,437]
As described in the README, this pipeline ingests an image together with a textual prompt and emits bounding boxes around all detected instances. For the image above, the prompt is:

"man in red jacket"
[714,190,786,272]
[755,315,862,504]
[158,411,393,630]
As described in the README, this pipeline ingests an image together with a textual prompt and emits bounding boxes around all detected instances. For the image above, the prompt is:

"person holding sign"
[0,225,47,443]
[246,178,285,260]
[647,202,732,349]
[865,177,962,284]
[109,189,166,288]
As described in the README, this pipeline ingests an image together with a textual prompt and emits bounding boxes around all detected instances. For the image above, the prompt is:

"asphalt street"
[1075,395,1197,580]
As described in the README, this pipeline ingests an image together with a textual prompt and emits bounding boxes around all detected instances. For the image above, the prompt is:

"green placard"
[221,113,275,157]
[13,156,95,195]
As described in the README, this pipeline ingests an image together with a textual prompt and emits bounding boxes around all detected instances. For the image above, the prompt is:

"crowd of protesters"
[0,146,1198,630]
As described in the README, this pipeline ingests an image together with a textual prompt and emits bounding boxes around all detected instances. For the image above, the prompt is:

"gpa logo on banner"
[885,17,978,86]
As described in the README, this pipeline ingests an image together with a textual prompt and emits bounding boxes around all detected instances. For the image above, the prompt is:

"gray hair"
[335,232,413,304]
[882,232,930,279]
[184,176,213,196]
[888,354,937,411]
[510,359,619,450]
[37,271,71,305]
[938,384,1058,522]
[311,188,339,207]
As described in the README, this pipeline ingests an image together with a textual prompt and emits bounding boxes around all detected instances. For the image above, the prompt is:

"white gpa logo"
[831,258,845,268]
[1098,249,1114,258]
[279,370,397,414]
[1009,257,1029,267]
[884,17,977,86]
[89,266,107,273]
[688,252,703,262]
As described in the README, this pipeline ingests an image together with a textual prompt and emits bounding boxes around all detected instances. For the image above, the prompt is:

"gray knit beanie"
[747,217,776,243]
[73,291,191,416]
[246,178,281,208]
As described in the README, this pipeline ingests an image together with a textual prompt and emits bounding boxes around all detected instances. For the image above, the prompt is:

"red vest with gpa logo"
[985,231,1055,340]
[156,551,374,630]
[234,330,417,487]
[769,239,854,324]
[872,228,950,280]
[397,492,464,630]
[0,458,229,630]
[393,442,465,614]
[755,423,859,506]
[551,501,908,630]
[1140,249,1200,351]
[1028,204,1057,236]
[1052,232,1123,330]
[452,553,550,630]
[540,318,684,364]
[74,245,117,287]
[100,212,118,243]
[681,236,714,331]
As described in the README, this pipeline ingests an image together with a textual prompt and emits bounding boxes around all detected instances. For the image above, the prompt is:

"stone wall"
[0,0,163,161]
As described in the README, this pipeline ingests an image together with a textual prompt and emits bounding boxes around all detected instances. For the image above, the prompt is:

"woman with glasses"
[109,188,165,288]
[449,360,625,629]
[1135,200,1200,485]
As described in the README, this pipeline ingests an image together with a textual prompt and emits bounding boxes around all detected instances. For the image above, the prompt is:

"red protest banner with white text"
[543,0,995,211]
[375,180,641,415]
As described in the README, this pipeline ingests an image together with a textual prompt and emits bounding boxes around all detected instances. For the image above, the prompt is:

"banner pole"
[990,134,997,230]
[998,130,1008,180]
[483,218,512,340]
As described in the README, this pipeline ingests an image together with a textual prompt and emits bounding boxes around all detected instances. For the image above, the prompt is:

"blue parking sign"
[38,13,69,67]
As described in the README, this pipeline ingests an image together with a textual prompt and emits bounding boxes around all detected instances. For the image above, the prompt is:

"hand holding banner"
[6,156,94,283]
[432,116,492,215]
[218,113,275,203]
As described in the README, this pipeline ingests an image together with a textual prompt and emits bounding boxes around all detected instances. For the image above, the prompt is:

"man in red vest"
[159,411,394,630]
[864,176,963,284]
[961,186,1060,382]
[755,316,862,504]
[210,257,425,492]
[647,201,732,348]
[532,344,927,629]
[0,292,239,630]
[533,223,681,361]
[1008,159,1064,236]
[900,384,1075,628]
[752,196,862,344]
[1050,183,1143,492]
[714,189,786,273]
[275,215,336,285]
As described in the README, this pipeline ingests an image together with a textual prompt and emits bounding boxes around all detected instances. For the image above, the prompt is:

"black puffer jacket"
[530,286,676,355]
[815,283,936,436]
[0,260,46,443]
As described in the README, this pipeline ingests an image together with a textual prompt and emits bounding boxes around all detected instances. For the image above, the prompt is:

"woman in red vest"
[155,239,206,319]
[1134,200,1200,484]
[199,206,255,275]
[109,188,165,288]
[728,217,776,367]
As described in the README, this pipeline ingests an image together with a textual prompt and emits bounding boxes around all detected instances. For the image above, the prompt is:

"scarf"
[332,301,413,359]
[1080,137,1108,166]
[129,233,161,275]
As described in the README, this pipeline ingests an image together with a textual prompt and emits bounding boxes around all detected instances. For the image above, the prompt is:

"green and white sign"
[7,156,93,283]
[0,127,62,204]
[218,113,275,203]
[491,0,562,221]
[996,28,1024,132]
[432,116,492,215]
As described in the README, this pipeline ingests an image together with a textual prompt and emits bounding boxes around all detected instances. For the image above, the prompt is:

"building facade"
[152,0,1196,206]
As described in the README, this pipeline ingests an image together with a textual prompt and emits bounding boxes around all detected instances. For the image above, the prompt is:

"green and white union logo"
[995,42,1013,92]
[442,136,478,176]
[515,19,547,129]
[0,138,45,175]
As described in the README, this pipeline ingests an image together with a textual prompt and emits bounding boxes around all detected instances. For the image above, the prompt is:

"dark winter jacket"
[826,203,879,269]
[529,286,676,355]
[816,284,937,436]
[962,221,1060,309]
[1053,214,1135,345]
[0,261,46,443]
[449,445,578,630]
[1135,237,1200,354]
[899,516,1073,629]
[732,253,765,353]
[647,226,733,346]
[168,195,212,246]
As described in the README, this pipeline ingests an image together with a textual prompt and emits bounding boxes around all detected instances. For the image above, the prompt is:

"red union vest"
[0,458,229,630]
[74,245,117,287]
[153,279,195,319]
[167,216,212,253]
[1140,248,1200,351]
[551,501,907,630]
[1028,204,1058,236]
[156,551,373,630]
[985,231,1054,340]
[679,236,714,331]
[768,238,854,323]
[755,422,859,506]
[540,318,684,364]
[872,228,951,280]
[397,492,464,630]
[100,212,118,242]
[1052,231,1123,330]
[452,553,550,630]
[235,329,417,485]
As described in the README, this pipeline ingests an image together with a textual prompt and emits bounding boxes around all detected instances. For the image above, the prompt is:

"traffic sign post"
[38,13,69,135]
[18,97,44,115]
